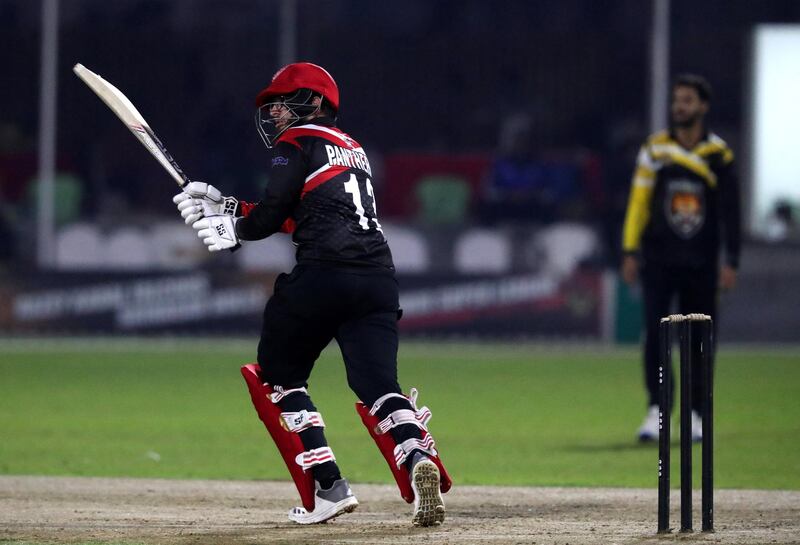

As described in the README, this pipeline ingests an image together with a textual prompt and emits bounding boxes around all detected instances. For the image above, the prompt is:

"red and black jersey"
[236,117,394,270]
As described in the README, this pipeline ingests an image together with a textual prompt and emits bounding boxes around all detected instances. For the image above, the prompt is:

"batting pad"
[356,401,452,504]
[241,363,316,511]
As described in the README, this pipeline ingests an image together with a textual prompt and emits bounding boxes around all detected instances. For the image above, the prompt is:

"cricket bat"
[73,63,189,188]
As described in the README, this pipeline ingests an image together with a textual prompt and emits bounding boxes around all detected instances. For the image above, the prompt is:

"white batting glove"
[173,181,238,225]
[192,214,240,252]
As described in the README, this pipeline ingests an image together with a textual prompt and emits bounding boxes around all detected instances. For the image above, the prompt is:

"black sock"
[313,461,341,489]
[278,392,343,489]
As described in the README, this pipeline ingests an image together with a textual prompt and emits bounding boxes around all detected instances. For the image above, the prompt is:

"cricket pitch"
[1,476,798,544]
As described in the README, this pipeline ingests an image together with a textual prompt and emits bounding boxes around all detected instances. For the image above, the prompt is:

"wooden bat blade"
[73,63,189,187]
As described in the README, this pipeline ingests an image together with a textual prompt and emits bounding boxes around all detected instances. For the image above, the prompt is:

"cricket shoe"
[287,479,358,524]
[637,404,661,442]
[691,410,703,442]
[410,455,445,527]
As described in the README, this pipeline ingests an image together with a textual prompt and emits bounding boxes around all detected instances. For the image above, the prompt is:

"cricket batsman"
[172,62,450,525]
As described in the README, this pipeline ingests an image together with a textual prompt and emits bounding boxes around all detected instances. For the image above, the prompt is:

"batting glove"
[173,181,238,225]
[192,214,240,252]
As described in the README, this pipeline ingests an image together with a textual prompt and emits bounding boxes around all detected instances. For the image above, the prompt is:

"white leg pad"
[281,410,325,432]
[376,407,431,434]
[269,385,309,403]
[295,446,335,471]
[393,434,437,468]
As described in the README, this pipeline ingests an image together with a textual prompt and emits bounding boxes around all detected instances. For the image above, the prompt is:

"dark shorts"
[257,264,402,407]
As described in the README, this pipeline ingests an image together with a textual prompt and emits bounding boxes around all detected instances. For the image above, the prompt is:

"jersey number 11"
[344,174,383,232]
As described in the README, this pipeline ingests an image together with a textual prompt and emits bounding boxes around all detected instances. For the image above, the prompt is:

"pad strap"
[369,387,422,415]
[393,434,437,468]
[376,407,431,434]
[295,446,336,471]
[281,410,325,433]
[269,385,308,403]
[369,392,408,416]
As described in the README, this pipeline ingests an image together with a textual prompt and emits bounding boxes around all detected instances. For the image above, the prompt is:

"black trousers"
[257,264,403,405]
[256,264,421,482]
[641,260,717,413]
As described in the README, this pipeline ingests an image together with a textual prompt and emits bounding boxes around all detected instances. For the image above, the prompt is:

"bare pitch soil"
[1,476,798,545]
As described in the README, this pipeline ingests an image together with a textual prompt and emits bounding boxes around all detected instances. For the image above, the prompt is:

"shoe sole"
[288,496,358,524]
[411,460,445,527]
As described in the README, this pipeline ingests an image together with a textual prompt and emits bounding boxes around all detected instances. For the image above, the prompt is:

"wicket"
[657,313,714,534]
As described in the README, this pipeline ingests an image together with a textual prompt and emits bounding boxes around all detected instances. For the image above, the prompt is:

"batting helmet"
[255,62,339,111]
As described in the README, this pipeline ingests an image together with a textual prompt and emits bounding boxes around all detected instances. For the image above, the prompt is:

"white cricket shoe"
[287,479,358,524]
[691,410,703,442]
[410,457,445,526]
[637,404,661,442]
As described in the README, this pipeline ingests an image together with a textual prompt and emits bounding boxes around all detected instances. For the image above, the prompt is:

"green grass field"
[1,338,798,490]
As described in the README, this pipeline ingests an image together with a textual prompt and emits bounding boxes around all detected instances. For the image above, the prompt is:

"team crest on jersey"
[664,179,705,238]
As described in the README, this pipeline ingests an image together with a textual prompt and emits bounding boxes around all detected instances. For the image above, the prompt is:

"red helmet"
[255,62,339,111]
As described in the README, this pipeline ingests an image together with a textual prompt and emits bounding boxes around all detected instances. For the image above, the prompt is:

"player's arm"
[237,200,296,234]
[620,145,656,284]
[622,145,656,256]
[235,142,307,241]
[718,150,741,272]
[185,142,305,252]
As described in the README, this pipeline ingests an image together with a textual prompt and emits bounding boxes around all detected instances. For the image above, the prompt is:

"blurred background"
[1,0,799,342]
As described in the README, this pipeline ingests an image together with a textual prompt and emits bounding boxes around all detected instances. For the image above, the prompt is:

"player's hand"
[719,264,737,291]
[621,255,639,285]
[192,215,240,252]
[174,193,232,225]
[173,182,238,225]
[183,181,224,202]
